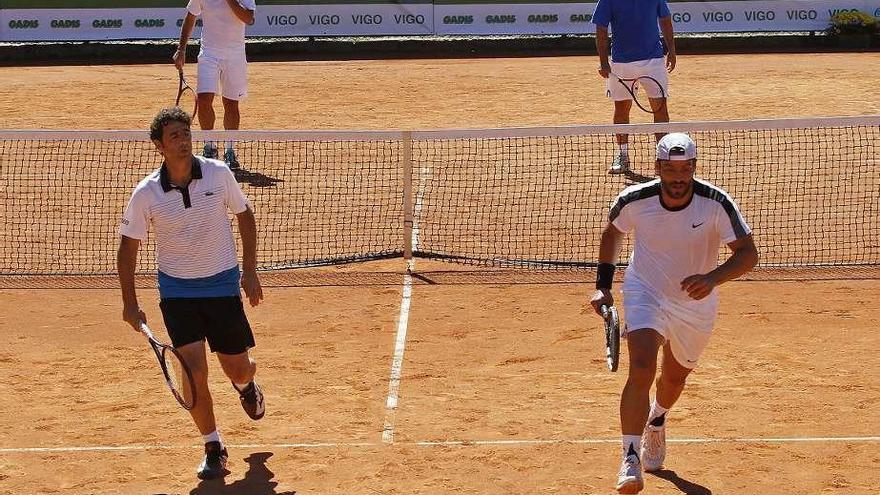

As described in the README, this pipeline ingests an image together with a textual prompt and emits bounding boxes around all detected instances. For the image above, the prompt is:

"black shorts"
[159,296,255,354]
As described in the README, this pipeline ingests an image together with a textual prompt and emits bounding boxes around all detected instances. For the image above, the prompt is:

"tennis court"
[0,53,879,494]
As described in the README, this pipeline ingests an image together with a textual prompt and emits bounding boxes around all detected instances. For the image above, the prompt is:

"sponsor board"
[435,1,877,35]
[251,4,433,36]
[2,8,187,40]
[1,1,878,41]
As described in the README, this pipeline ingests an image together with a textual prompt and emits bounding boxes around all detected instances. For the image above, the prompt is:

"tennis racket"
[175,68,198,118]
[600,304,620,372]
[610,71,666,115]
[139,321,197,410]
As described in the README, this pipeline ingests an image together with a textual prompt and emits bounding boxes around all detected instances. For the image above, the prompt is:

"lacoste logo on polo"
[121,218,130,225]
[692,222,705,228]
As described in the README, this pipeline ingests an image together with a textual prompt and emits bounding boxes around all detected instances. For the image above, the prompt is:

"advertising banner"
[2,0,879,41]
[434,0,880,35]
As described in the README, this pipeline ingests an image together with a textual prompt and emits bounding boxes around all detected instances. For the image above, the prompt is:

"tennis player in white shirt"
[174,0,256,170]
[590,133,759,494]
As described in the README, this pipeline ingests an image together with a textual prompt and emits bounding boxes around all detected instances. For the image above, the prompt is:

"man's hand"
[666,52,677,73]
[123,305,146,332]
[241,269,264,307]
[681,273,716,300]
[598,61,611,79]
[173,47,186,70]
[590,289,614,316]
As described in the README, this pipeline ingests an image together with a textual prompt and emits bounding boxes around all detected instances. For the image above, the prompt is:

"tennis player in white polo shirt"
[174,0,255,170]
[117,107,265,480]
[590,133,758,494]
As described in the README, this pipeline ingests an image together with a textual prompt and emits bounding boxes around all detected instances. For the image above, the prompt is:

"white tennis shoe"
[640,422,666,472]
[609,151,631,174]
[616,453,644,494]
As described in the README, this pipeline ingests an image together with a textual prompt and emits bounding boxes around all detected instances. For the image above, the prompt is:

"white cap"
[656,133,697,161]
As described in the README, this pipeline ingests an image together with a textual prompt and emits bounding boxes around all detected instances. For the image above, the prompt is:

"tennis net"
[1,116,877,277]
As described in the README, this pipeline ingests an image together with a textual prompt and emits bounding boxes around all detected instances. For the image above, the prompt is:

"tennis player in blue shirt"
[593,0,677,174]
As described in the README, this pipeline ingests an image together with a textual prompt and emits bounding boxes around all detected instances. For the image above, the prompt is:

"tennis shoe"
[196,441,228,480]
[609,152,630,174]
[616,452,644,493]
[202,143,219,159]
[224,148,241,170]
[235,380,265,420]
[640,422,666,472]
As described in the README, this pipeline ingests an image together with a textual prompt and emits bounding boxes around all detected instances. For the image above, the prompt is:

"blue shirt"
[158,266,241,298]
[593,0,671,63]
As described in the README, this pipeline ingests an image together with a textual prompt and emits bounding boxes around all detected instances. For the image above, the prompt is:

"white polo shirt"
[120,156,250,292]
[187,0,256,57]
[610,178,751,315]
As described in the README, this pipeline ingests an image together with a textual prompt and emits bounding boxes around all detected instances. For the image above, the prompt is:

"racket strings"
[162,347,195,408]
[615,75,666,114]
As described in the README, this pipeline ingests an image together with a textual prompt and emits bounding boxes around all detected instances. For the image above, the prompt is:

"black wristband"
[596,263,616,290]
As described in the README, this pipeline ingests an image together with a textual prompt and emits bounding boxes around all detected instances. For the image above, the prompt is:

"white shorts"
[606,57,669,101]
[197,52,248,101]
[621,288,714,369]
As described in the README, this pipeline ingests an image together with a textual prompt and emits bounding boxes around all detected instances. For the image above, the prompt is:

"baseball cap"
[656,133,697,161]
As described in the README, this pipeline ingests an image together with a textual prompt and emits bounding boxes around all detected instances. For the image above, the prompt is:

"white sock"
[225,141,235,152]
[648,399,669,426]
[619,143,629,155]
[234,381,251,392]
[203,430,221,445]
[622,435,641,458]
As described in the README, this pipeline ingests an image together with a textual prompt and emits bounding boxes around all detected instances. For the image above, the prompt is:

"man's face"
[656,158,696,200]
[153,120,192,160]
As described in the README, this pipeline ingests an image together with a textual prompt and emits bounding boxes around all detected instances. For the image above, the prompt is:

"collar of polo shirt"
[159,156,203,192]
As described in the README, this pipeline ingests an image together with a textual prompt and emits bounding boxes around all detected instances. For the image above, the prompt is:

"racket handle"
[599,304,612,320]
[138,320,152,338]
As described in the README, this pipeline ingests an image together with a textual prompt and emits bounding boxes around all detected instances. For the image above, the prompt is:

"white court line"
[380,259,415,444]
[2,435,879,454]
[380,152,432,444]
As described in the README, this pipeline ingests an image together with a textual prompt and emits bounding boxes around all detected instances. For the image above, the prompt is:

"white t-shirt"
[120,156,250,279]
[610,178,751,316]
[187,0,256,57]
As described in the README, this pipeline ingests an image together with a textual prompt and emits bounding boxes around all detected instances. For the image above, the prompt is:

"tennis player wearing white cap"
[590,133,759,493]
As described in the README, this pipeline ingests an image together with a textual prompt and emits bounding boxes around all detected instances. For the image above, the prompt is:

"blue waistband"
[158,266,240,298]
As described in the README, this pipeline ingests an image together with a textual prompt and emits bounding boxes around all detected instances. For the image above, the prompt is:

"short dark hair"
[149,107,192,141]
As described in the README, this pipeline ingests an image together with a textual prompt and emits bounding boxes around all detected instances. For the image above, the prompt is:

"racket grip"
[599,304,611,320]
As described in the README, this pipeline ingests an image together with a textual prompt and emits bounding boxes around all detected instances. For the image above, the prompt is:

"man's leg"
[176,340,228,480]
[648,97,669,143]
[197,92,219,158]
[221,97,241,169]
[217,350,265,420]
[176,340,215,434]
[617,328,664,494]
[610,99,633,174]
[655,343,692,411]
[641,342,693,472]
[221,97,240,131]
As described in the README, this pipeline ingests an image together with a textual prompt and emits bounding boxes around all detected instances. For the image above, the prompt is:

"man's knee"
[657,370,687,389]
[219,353,255,382]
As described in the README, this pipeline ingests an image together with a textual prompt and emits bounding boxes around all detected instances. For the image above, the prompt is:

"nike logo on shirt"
[692,222,705,228]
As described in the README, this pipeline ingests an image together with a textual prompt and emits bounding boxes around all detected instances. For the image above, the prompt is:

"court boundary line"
[380,259,414,444]
[3,435,879,454]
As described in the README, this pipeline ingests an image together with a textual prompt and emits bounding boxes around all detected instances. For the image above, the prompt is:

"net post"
[402,131,414,263]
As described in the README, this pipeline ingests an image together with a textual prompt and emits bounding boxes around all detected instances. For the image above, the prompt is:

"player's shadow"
[232,168,284,188]
[649,469,712,495]
[190,452,296,495]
